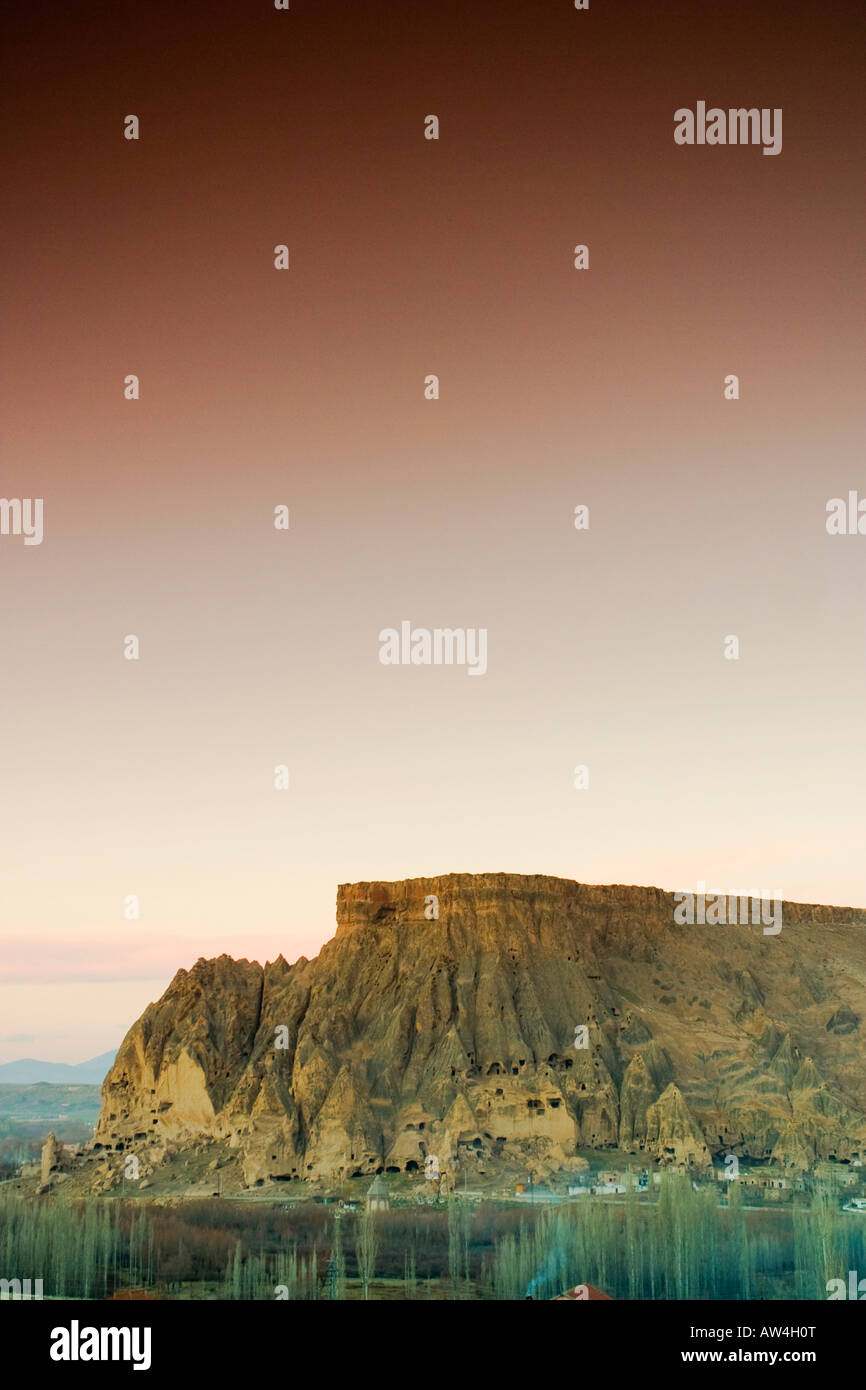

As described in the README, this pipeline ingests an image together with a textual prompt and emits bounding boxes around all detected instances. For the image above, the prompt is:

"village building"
[814,1161,860,1188]
[366,1174,390,1212]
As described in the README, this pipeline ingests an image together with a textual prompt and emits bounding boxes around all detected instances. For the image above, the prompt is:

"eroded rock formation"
[93,875,866,1186]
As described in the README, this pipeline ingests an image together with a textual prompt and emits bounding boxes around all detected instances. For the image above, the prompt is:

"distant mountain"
[0,1050,116,1085]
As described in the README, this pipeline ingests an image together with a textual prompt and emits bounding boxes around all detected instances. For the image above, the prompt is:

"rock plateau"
[92,875,866,1189]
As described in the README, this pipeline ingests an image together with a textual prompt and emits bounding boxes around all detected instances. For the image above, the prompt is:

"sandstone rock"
[40,1132,72,1186]
[645,1084,711,1169]
[91,874,866,1183]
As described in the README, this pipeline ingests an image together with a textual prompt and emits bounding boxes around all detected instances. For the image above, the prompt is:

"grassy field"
[0,1083,101,1124]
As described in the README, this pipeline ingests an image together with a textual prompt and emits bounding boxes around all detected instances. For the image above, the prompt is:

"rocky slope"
[92,875,866,1188]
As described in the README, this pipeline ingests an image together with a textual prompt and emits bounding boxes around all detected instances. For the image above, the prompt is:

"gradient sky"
[1,0,864,1063]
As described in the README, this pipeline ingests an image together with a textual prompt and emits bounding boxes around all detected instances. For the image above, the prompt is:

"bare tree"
[355,1208,378,1301]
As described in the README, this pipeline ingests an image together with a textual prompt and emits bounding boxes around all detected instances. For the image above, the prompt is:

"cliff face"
[94,874,866,1186]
